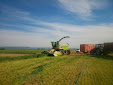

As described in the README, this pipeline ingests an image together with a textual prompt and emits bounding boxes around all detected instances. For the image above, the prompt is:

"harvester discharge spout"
[59,36,70,42]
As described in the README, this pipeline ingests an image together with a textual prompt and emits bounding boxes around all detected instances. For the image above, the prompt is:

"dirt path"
[70,50,86,55]
[0,54,33,57]
[108,53,113,56]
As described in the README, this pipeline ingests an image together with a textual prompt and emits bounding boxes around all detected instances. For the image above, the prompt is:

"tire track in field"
[13,57,68,85]
[74,59,90,85]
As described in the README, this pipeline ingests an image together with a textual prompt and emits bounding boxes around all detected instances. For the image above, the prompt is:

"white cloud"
[0,29,53,47]
[39,22,113,44]
[0,22,113,48]
[58,0,108,20]
[0,5,113,48]
[1,6,30,17]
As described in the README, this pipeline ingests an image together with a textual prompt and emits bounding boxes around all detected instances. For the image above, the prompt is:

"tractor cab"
[96,44,104,51]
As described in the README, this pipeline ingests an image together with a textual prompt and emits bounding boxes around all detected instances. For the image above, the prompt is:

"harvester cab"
[51,36,70,49]
[51,41,59,49]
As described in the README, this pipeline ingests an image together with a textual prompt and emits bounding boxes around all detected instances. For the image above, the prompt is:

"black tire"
[96,49,102,55]
[66,50,70,55]
[90,50,94,55]
[103,51,108,55]
[63,50,67,54]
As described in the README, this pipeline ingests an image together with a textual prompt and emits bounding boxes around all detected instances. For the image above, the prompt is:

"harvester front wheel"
[60,50,64,55]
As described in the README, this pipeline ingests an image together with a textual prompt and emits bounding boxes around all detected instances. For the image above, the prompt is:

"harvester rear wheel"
[66,50,70,55]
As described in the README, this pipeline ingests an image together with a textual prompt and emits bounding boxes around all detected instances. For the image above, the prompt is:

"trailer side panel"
[104,43,113,51]
[80,44,96,53]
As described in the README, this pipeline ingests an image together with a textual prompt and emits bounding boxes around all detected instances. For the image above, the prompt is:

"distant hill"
[0,47,78,49]
[0,47,51,49]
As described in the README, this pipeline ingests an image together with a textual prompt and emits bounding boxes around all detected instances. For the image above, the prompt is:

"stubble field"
[0,49,113,85]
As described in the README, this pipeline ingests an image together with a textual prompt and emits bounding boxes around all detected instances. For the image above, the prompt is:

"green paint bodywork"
[57,52,62,56]
[51,41,69,50]
[59,45,69,50]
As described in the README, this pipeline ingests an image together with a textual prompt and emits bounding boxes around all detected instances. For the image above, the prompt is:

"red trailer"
[80,44,96,53]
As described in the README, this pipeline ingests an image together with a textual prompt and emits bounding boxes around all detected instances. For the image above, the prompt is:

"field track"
[0,54,32,57]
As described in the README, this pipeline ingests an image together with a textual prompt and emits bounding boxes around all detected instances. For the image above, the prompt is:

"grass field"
[0,49,113,85]
[0,49,48,54]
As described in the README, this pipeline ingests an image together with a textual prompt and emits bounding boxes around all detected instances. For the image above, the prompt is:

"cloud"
[30,21,113,47]
[39,22,113,40]
[0,29,53,47]
[1,22,113,48]
[1,5,30,16]
[0,5,113,48]
[58,0,109,20]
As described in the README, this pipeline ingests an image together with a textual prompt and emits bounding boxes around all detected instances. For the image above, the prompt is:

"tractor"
[90,44,104,55]
[42,36,70,56]
[90,43,113,55]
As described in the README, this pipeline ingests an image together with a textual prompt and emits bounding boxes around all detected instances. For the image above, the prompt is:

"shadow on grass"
[90,54,113,60]
[17,63,47,79]
[14,63,47,85]
[0,54,53,62]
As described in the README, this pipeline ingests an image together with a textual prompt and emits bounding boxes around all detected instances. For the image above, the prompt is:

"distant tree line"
[0,48,5,50]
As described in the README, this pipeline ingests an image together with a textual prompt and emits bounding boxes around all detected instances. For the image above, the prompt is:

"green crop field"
[0,49,113,85]
[0,49,48,54]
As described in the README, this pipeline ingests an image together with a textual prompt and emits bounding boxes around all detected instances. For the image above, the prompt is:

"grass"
[0,55,38,62]
[0,49,113,85]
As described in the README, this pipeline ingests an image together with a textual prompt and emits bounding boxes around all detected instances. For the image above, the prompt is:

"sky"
[0,0,113,48]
